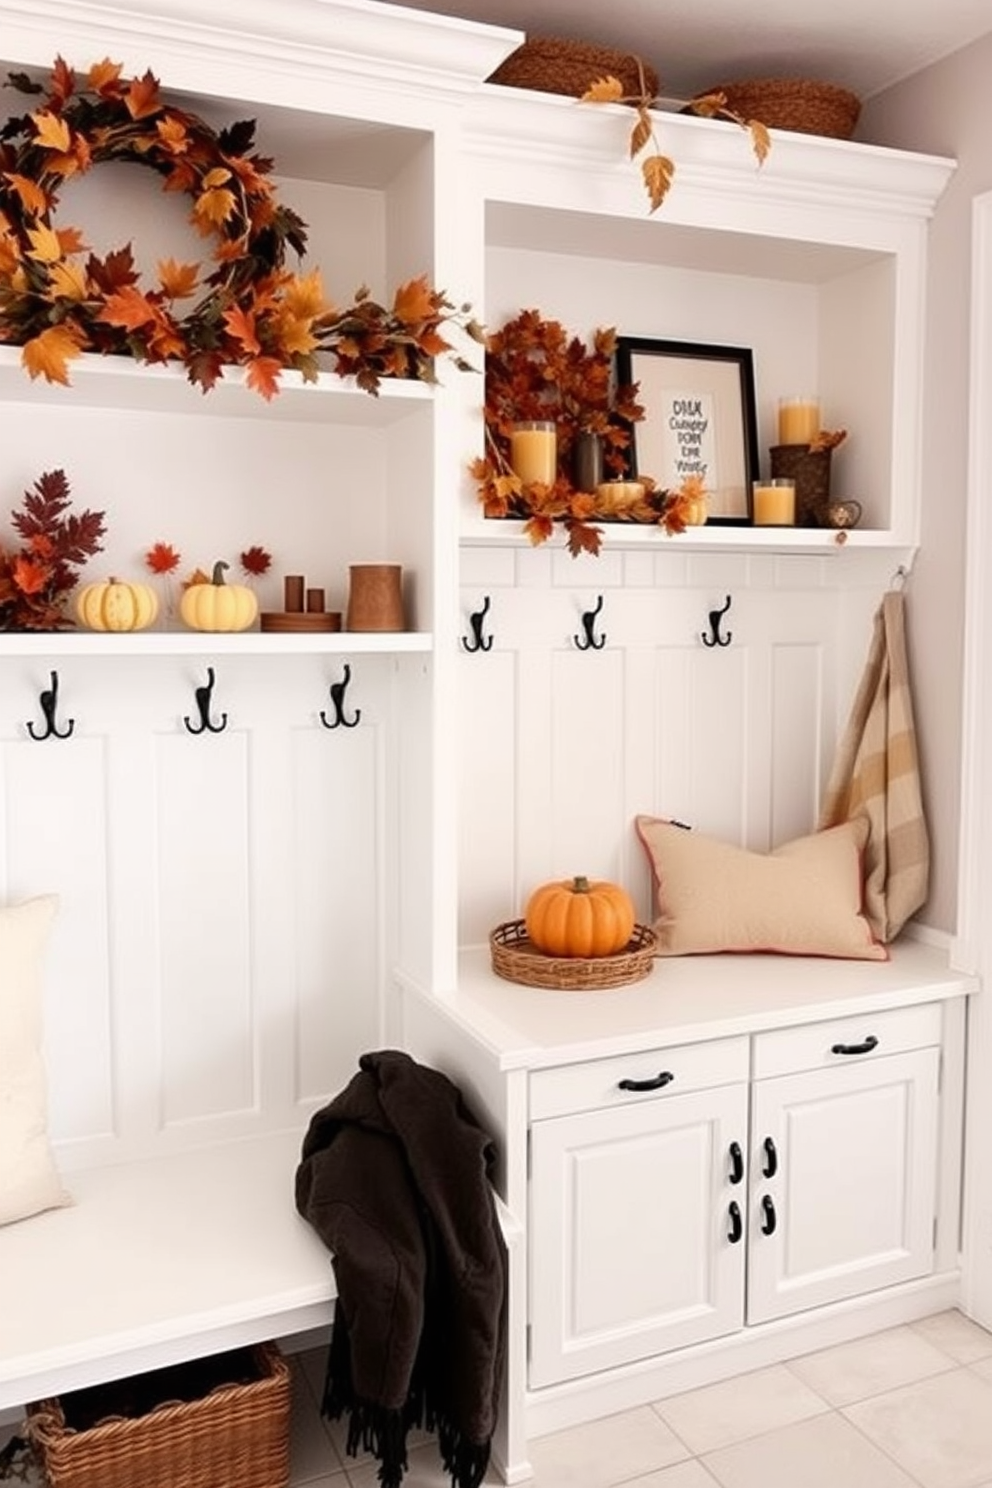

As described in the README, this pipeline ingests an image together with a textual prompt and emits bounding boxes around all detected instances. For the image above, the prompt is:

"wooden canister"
[346,564,405,631]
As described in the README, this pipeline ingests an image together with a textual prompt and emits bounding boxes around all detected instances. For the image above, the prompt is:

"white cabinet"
[747,1005,942,1323]
[528,1038,749,1387]
[526,1004,943,1390]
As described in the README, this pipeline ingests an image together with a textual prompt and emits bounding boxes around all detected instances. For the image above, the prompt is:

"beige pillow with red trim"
[634,816,887,960]
[0,895,70,1226]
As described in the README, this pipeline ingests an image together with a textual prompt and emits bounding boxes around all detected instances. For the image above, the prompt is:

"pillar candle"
[778,397,820,445]
[509,420,556,486]
[753,479,796,526]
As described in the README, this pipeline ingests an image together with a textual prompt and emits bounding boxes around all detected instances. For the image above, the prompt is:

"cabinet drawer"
[752,1002,942,1080]
[530,1036,749,1122]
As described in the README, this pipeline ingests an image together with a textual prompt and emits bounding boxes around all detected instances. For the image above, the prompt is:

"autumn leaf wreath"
[0,56,482,397]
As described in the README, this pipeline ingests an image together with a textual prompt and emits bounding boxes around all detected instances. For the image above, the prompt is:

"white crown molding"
[0,0,522,105]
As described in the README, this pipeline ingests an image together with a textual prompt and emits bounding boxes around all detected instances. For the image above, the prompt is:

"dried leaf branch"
[581,67,771,213]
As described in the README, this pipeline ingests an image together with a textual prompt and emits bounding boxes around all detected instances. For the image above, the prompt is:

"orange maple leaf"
[245,355,284,400]
[5,173,48,217]
[223,304,260,355]
[393,275,436,325]
[46,261,88,301]
[523,514,555,548]
[192,187,236,233]
[418,328,452,358]
[97,284,158,331]
[49,56,76,106]
[31,110,72,153]
[87,58,124,98]
[26,224,63,264]
[125,70,162,121]
[155,116,189,155]
[12,556,50,595]
[21,323,87,384]
[157,257,199,300]
[567,521,604,558]
[581,75,626,104]
[280,269,328,322]
[55,225,88,256]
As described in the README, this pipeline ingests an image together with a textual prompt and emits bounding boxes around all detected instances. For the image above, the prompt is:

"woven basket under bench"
[25,1342,290,1488]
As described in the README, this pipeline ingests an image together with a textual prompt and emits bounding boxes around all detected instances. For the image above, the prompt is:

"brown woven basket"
[26,1343,290,1488]
[490,919,657,990]
[769,443,834,527]
[696,78,861,139]
[488,36,658,101]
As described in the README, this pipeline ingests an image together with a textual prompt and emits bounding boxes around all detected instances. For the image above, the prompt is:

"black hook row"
[23,665,365,740]
[461,593,736,654]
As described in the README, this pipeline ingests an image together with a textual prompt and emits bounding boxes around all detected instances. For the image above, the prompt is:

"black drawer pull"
[762,1136,778,1178]
[728,1141,744,1185]
[727,1200,742,1244]
[617,1071,674,1093]
[760,1194,777,1236]
[831,1035,879,1056]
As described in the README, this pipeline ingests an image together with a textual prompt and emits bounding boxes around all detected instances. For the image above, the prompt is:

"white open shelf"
[0,346,434,426]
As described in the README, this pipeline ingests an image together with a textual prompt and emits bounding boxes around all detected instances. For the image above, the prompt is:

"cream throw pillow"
[0,895,70,1225]
[635,817,888,960]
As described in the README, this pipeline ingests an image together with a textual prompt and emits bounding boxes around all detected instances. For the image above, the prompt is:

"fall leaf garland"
[472,308,702,557]
[0,57,482,397]
[581,69,771,214]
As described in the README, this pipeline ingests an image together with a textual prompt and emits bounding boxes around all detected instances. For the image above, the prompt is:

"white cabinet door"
[529,1081,748,1388]
[747,1047,940,1324]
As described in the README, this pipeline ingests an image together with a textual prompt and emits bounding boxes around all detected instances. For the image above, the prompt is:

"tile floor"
[287,1309,992,1488]
[4,1309,992,1487]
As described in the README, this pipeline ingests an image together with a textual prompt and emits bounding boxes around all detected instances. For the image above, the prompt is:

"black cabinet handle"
[727,1200,742,1244]
[617,1071,674,1093]
[728,1141,744,1185]
[762,1136,778,1178]
[831,1035,879,1056]
[760,1194,777,1236]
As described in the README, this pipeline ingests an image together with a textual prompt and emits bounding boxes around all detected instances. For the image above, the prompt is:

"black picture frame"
[615,337,760,525]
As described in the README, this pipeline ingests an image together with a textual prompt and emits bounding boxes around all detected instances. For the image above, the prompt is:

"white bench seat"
[0,1129,334,1414]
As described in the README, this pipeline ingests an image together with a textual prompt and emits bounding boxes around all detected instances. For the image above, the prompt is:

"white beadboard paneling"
[458,647,516,946]
[549,646,626,882]
[291,718,382,1105]
[155,727,255,1126]
[770,641,828,846]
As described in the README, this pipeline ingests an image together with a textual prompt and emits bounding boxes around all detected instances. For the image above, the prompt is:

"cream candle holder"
[752,478,796,527]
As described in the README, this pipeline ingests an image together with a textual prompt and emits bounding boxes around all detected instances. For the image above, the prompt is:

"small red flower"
[145,541,181,575]
[240,545,272,578]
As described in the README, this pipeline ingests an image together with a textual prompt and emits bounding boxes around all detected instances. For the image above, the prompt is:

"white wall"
[859,33,992,935]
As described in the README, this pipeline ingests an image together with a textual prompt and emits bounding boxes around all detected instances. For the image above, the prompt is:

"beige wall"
[858,33,992,935]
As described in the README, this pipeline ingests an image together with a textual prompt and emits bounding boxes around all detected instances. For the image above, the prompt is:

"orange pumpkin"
[525,875,636,958]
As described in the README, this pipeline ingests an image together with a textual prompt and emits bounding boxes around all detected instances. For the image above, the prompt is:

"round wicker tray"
[488,36,658,101]
[489,919,657,990]
[693,77,861,139]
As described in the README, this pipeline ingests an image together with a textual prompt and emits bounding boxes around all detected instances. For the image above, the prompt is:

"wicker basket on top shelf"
[692,77,861,139]
[488,35,659,100]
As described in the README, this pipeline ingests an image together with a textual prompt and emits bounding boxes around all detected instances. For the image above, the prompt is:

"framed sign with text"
[615,337,760,524]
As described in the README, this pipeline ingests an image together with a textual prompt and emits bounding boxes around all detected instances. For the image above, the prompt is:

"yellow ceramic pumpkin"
[180,560,258,633]
[525,875,636,958]
[76,577,159,632]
